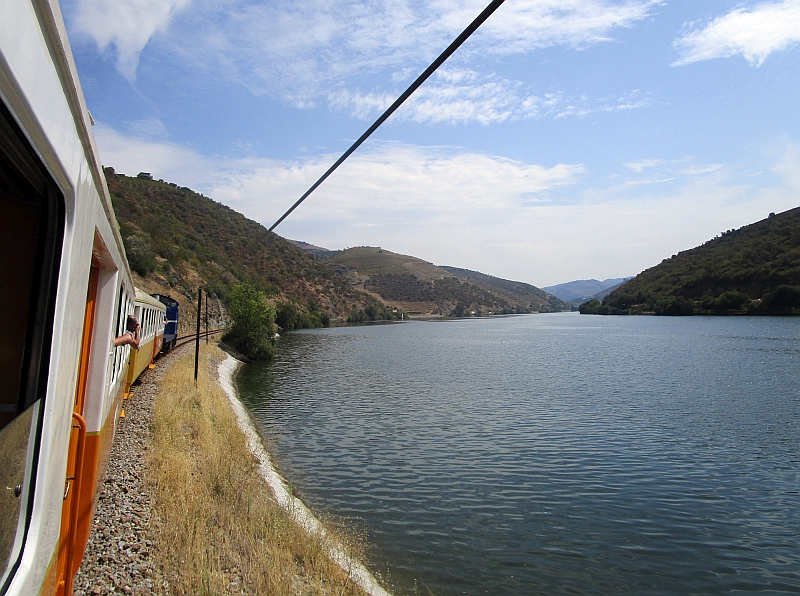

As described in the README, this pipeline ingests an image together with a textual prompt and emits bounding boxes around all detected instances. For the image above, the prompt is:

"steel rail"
[174,328,224,349]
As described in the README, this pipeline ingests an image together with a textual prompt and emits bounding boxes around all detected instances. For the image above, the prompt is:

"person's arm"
[130,323,141,349]
[114,321,141,348]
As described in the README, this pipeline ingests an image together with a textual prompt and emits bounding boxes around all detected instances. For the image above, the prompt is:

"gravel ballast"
[72,349,184,596]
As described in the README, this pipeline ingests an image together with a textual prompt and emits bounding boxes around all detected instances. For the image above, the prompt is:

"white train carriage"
[123,290,166,397]
[1,1,138,594]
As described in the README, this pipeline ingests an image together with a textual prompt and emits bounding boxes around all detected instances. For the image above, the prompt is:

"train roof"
[135,288,167,310]
[151,293,180,308]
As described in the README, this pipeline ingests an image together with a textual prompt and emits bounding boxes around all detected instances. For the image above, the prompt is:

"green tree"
[762,285,800,311]
[223,283,276,360]
[579,299,603,314]
[124,232,157,276]
[450,302,467,317]
[275,301,299,331]
[713,290,751,312]
[654,297,695,316]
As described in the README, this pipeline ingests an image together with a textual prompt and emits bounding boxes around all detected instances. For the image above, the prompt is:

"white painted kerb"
[218,355,392,596]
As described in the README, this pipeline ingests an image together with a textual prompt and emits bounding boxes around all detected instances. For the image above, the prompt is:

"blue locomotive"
[152,294,180,352]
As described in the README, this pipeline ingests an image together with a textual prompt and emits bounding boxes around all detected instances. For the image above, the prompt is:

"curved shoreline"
[217,355,392,596]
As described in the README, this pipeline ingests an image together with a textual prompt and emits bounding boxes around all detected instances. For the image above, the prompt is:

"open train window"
[110,284,130,386]
[0,98,64,589]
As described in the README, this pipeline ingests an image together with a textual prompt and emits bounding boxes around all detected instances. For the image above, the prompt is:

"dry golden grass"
[148,345,368,595]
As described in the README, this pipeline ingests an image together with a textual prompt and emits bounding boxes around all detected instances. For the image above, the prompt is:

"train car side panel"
[1,0,135,594]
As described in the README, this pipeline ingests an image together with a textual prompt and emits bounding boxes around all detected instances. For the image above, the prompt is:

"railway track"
[173,328,224,349]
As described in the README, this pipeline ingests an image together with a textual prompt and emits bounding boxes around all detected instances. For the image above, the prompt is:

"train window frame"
[0,98,65,591]
[111,285,126,385]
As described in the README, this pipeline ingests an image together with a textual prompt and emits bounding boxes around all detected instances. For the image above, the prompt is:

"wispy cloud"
[69,0,660,99]
[673,0,800,66]
[623,158,666,173]
[622,157,724,184]
[327,70,528,124]
[553,89,653,119]
[70,0,192,80]
[482,0,662,53]
[328,71,653,125]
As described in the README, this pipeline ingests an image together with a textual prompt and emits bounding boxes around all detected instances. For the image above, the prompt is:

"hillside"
[581,207,800,315]
[593,280,628,301]
[106,169,392,327]
[440,266,570,312]
[288,239,332,259]
[321,247,568,315]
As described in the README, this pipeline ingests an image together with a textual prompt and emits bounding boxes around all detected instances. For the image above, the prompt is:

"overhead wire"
[269,0,505,232]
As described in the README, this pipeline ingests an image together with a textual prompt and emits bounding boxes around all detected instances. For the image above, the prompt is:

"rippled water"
[236,313,800,595]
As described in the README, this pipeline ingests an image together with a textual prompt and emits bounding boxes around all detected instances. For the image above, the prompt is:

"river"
[236,313,800,595]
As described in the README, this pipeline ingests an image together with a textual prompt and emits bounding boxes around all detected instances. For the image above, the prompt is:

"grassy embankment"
[148,345,368,595]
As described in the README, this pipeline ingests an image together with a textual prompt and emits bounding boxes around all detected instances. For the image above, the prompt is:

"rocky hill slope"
[321,247,569,316]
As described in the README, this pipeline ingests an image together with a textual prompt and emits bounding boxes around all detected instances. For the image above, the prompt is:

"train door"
[54,263,99,596]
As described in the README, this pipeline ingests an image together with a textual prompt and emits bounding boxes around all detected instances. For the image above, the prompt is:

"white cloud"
[620,157,725,185]
[95,123,219,182]
[482,0,662,53]
[679,164,724,176]
[327,90,395,121]
[673,0,800,66]
[553,89,652,119]
[624,158,665,172]
[328,71,525,124]
[328,71,652,125]
[71,0,192,80]
[771,142,800,188]
[118,0,659,104]
[94,123,583,214]
[205,145,586,226]
[125,117,170,140]
[94,126,799,287]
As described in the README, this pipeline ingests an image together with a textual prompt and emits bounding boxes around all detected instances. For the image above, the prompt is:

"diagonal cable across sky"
[268,0,505,232]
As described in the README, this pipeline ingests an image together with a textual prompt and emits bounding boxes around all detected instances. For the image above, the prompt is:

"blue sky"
[62,0,800,287]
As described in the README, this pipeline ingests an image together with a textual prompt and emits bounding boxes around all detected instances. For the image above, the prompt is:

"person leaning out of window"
[114,315,140,349]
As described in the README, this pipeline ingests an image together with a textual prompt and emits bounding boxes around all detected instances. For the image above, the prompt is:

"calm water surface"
[236,313,800,595]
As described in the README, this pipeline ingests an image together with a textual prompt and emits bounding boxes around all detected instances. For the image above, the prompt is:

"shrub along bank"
[222,283,277,360]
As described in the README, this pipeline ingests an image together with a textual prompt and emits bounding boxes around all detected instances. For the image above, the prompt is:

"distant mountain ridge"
[581,206,800,315]
[317,246,569,316]
[543,278,632,302]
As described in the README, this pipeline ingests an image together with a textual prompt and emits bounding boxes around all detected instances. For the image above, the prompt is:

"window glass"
[0,99,63,590]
